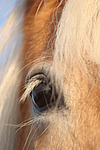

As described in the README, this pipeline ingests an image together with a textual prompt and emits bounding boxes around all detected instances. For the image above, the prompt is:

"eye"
[26,65,65,113]
[30,74,56,112]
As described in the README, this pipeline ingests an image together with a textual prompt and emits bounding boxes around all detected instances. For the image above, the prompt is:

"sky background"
[0,0,23,79]
[0,0,16,26]
[0,0,15,68]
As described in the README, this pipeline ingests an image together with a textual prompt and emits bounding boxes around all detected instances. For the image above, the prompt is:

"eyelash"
[21,73,64,113]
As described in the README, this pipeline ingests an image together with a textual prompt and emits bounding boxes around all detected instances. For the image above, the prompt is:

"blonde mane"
[53,0,100,86]
[0,1,25,149]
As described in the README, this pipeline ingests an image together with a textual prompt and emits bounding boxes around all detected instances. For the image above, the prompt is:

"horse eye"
[30,79,55,112]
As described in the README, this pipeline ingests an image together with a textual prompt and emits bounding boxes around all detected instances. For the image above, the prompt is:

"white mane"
[0,1,25,149]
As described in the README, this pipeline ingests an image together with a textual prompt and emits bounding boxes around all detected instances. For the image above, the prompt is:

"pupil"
[31,82,55,111]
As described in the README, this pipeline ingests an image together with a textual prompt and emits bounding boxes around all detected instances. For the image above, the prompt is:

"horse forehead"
[23,0,65,72]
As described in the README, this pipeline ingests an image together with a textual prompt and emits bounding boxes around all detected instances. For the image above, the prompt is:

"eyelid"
[20,73,49,102]
[25,63,51,84]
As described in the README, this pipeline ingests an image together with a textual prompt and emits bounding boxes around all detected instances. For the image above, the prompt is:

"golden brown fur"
[0,0,100,149]
[18,0,100,149]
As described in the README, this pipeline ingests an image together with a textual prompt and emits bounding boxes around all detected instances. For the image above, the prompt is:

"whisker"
[27,123,50,150]
[22,124,35,150]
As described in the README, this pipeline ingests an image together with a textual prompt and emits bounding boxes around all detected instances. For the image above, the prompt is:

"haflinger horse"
[0,0,100,149]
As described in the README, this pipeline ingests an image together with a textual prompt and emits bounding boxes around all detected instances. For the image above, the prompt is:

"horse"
[0,0,100,149]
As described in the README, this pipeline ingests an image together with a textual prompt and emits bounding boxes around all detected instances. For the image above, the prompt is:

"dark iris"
[30,81,56,112]
[28,71,65,113]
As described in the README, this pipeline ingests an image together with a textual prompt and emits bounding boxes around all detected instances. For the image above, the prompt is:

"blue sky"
[0,1,15,81]
[0,0,16,26]
[0,0,22,70]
